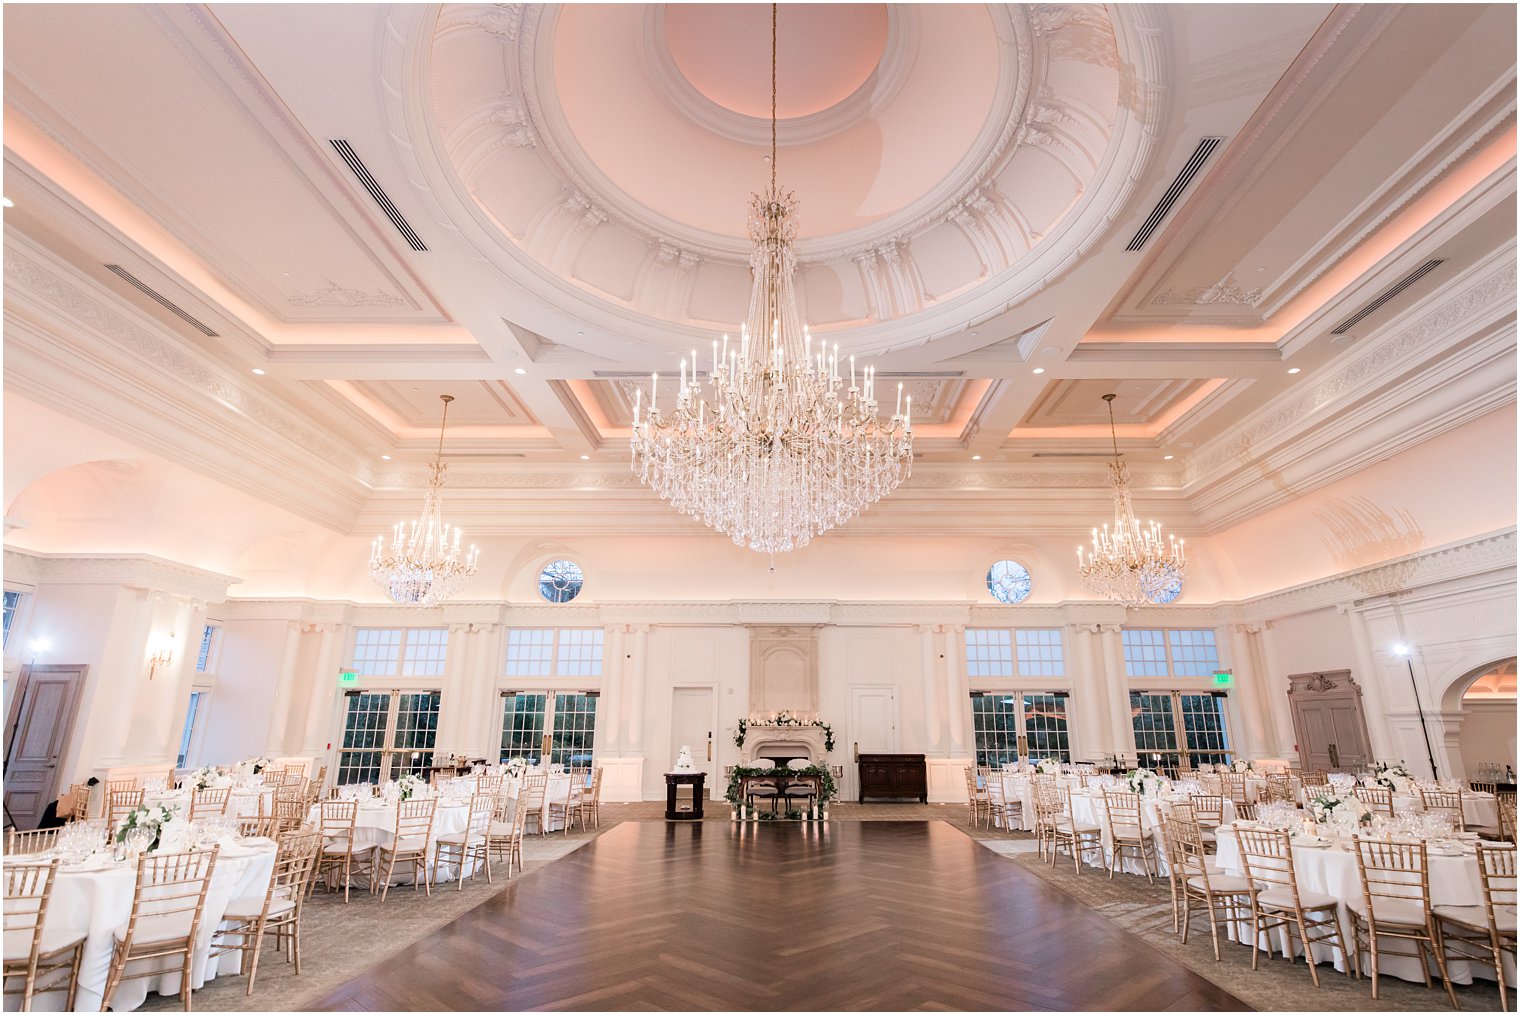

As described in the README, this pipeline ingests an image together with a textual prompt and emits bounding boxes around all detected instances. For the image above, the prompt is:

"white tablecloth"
[1067,790,1238,876]
[145,787,273,820]
[504,775,573,833]
[1214,825,1509,985]
[993,774,1085,832]
[1388,792,1501,829]
[16,840,276,1012]
[306,797,476,881]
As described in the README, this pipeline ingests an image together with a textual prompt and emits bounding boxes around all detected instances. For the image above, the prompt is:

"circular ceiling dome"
[413,4,1163,352]
[664,4,888,119]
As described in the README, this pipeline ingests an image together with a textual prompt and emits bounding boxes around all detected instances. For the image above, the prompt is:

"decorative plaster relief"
[287,278,407,308]
[1151,272,1264,307]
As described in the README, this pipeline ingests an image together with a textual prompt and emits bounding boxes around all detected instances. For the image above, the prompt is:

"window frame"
[1128,689,1234,772]
[963,627,1069,680]
[968,690,1074,767]
[497,689,601,767]
[501,628,605,682]
[335,688,443,784]
[346,627,451,687]
[195,622,223,675]
[176,690,207,770]
[1121,628,1222,680]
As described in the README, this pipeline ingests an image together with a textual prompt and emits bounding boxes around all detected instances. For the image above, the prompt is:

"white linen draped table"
[15,839,276,1012]
[993,774,1084,831]
[1387,791,1500,829]
[144,787,273,820]
[1066,790,1237,876]
[306,797,475,882]
[1213,824,1510,986]
[503,774,574,833]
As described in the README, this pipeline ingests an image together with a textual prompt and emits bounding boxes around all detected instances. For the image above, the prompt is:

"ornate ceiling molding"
[4,548,242,603]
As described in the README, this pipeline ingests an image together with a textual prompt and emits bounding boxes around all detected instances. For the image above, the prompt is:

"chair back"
[1353,837,1433,915]
[1197,773,1224,795]
[1301,770,1330,787]
[464,794,494,842]
[1418,788,1464,829]
[478,773,506,796]
[3,859,59,971]
[190,787,231,821]
[271,828,322,903]
[62,783,92,821]
[1500,793,1517,841]
[521,773,549,809]
[271,798,308,835]
[121,848,219,950]
[107,788,145,830]
[318,799,358,840]
[1169,811,1212,881]
[1469,780,1498,795]
[1236,827,1302,898]
[106,778,139,795]
[275,779,308,805]
[392,798,437,848]
[1101,789,1144,833]
[1475,842,1517,926]
[1221,772,1249,804]
[1353,785,1395,817]
[263,765,289,784]
[1190,793,1226,827]
[588,767,605,803]
[5,828,59,856]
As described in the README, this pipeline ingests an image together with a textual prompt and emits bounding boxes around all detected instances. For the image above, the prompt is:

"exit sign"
[1212,671,1234,688]
[339,670,358,685]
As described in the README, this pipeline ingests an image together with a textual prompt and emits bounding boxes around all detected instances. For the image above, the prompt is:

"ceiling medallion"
[629,4,913,556]
[1077,393,1187,606]
[369,394,480,606]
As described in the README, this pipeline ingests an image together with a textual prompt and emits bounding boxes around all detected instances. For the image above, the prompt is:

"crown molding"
[3,548,241,603]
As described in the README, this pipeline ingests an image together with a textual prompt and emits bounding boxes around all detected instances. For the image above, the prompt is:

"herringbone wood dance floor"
[313,820,1247,1011]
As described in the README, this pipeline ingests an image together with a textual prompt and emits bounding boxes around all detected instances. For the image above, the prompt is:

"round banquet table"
[993,774,1082,831]
[1213,824,1511,985]
[145,787,274,820]
[11,838,277,1012]
[1388,791,1501,830]
[504,774,574,833]
[1066,789,1238,876]
[306,796,477,883]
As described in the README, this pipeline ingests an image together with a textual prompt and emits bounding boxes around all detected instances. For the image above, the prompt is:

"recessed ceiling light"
[250,368,266,375]
[1287,367,1301,374]
[971,455,982,461]
[579,454,590,461]
[1163,454,1174,460]
[514,367,526,375]
[1032,367,1045,374]
[380,455,391,461]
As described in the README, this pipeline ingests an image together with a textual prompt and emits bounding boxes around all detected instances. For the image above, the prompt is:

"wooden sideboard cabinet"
[858,753,927,803]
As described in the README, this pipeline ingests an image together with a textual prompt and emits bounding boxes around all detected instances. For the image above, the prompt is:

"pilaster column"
[299,624,343,757]
[474,624,505,760]
[97,590,158,768]
[1098,624,1135,761]
[1342,605,1396,761]
[1256,621,1300,759]
[265,622,304,755]
[599,625,625,755]
[1067,624,1109,762]
[1226,624,1268,758]
[436,623,473,751]
[624,624,650,754]
[919,626,942,754]
[944,624,968,756]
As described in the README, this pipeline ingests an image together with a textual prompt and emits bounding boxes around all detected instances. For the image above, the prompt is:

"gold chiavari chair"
[189,787,231,822]
[1497,793,1517,843]
[101,848,220,1013]
[373,798,438,902]
[5,829,59,856]
[1197,773,1224,795]
[270,798,309,837]
[985,777,1012,832]
[1470,781,1499,796]
[262,765,289,786]
[105,777,139,796]
[211,828,320,996]
[478,773,506,797]
[237,793,271,839]
[312,799,373,903]
[1175,816,1257,961]
[1348,837,1457,1006]
[310,764,328,796]
[963,767,991,829]
[1156,814,1188,933]
[548,770,587,835]
[62,783,92,822]
[1236,828,1351,987]
[106,788,145,831]
[1354,786,1396,819]
[434,793,495,889]
[1433,841,1515,1009]
[3,859,86,1011]
[521,773,550,834]
[1050,786,1104,873]
[1264,774,1295,804]
[1190,794,1226,845]
[1301,770,1331,788]
[1030,782,1058,862]
[1419,789,1465,832]
[1100,789,1159,883]
[485,791,528,879]
[575,767,605,830]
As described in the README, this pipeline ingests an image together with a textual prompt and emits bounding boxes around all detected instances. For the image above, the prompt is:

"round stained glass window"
[986,560,1032,604]
[1145,575,1184,605]
[538,559,584,603]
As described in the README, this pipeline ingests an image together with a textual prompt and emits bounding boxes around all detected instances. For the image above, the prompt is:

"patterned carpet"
[137,802,1509,1012]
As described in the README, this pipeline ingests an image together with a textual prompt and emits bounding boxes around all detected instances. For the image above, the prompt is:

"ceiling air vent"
[329,139,428,252]
[102,265,218,337]
[1125,136,1223,251]
[1032,451,1118,459]
[1330,260,1444,335]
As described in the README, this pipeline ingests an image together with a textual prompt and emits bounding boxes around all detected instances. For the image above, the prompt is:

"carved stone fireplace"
[741,727,828,766]
[739,625,825,766]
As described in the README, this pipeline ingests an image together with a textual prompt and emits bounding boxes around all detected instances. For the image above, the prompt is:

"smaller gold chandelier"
[369,394,479,607]
[1077,393,1186,605]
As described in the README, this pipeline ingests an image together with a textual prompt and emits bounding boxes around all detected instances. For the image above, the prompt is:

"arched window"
[985,560,1032,604]
[538,559,585,603]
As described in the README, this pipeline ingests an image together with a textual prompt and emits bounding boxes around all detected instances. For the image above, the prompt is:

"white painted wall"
[1459,700,1518,774]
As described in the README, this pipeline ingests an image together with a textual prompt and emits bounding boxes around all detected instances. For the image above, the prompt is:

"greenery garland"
[724,764,837,806]
[731,717,835,753]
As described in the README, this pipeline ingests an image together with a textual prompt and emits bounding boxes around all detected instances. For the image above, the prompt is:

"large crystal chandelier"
[369,394,479,606]
[629,4,913,555]
[1077,394,1186,606]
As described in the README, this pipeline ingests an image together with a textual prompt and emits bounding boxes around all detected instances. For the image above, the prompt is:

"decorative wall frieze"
[287,278,406,308]
[1151,271,1263,307]
[4,549,240,604]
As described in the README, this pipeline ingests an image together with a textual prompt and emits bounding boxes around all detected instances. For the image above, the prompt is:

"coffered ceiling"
[2,3,1515,541]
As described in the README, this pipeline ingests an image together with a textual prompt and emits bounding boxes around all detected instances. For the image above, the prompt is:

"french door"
[1129,691,1233,772]
[499,691,598,766]
[336,689,441,784]
[969,691,1072,767]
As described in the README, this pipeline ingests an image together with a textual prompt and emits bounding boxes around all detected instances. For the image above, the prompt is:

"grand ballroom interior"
[1,1,1517,1012]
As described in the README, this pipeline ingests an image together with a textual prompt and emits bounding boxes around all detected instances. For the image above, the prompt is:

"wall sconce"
[147,634,175,680]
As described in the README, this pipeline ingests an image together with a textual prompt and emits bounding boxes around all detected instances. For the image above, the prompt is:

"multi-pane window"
[176,691,204,769]
[499,691,598,766]
[195,625,220,673]
[3,590,24,649]
[1129,690,1232,772]
[336,690,442,784]
[349,629,449,678]
[502,629,604,677]
[964,628,1065,677]
[969,692,1073,768]
[1121,629,1220,678]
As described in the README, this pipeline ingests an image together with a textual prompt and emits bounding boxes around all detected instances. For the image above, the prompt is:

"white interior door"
[847,685,898,801]
[669,687,715,797]
[4,664,85,829]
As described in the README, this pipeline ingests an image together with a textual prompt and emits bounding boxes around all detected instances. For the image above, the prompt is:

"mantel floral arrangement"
[115,803,189,853]
[1034,758,1062,776]
[733,713,835,753]
[1127,767,1165,796]
[725,764,837,809]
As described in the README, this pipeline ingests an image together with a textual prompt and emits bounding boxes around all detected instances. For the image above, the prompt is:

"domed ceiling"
[422,3,1156,352]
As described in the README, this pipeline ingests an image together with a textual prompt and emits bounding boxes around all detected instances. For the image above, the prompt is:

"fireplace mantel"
[740,725,829,766]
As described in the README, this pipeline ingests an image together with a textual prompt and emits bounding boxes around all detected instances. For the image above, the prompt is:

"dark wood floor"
[313,820,1248,1012]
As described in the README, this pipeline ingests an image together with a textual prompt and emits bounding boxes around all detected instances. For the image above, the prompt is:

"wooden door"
[848,686,898,800]
[669,688,714,797]
[1288,670,1371,773]
[4,664,86,829]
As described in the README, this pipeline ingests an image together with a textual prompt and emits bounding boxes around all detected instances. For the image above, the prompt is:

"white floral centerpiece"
[1127,767,1165,796]
[1231,759,1254,774]
[504,757,529,778]
[186,765,227,791]
[397,773,424,801]
[1034,758,1061,776]
[1366,761,1414,796]
[115,803,191,853]
[1309,788,1372,832]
